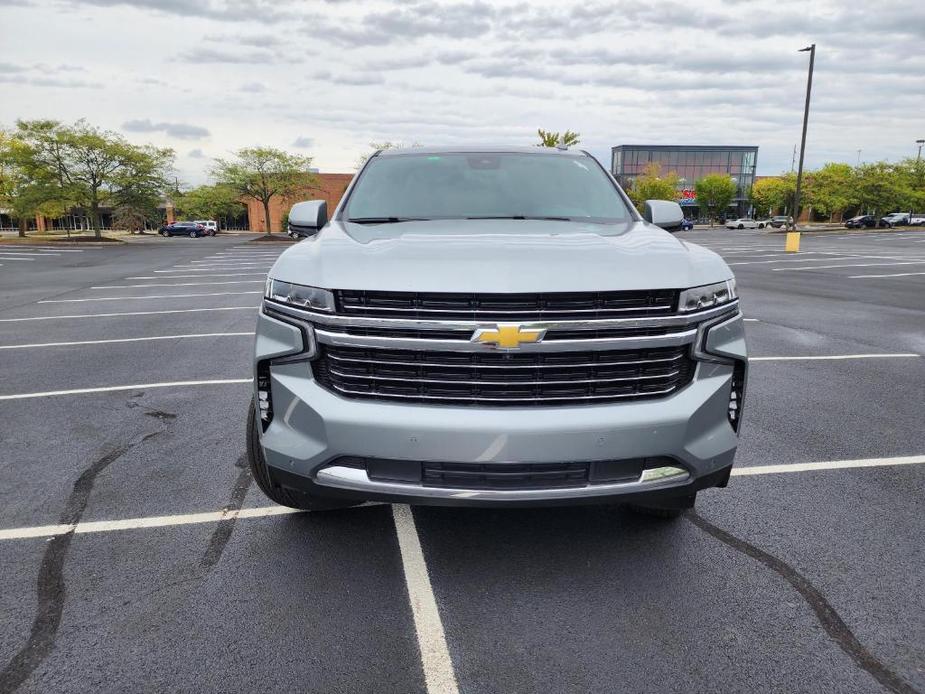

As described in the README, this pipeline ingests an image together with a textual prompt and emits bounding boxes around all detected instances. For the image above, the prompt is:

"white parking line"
[750,353,920,361]
[0,332,254,350]
[0,378,252,401]
[0,246,85,252]
[0,306,257,322]
[91,281,266,289]
[158,266,271,272]
[392,505,460,694]
[126,273,268,279]
[0,255,35,261]
[849,271,925,279]
[38,291,262,303]
[0,251,60,256]
[773,261,925,272]
[0,455,922,542]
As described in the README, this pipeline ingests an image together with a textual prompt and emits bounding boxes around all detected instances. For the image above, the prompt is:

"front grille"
[422,461,589,489]
[312,344,695,406]
[320,325,675,340]
[336,289,677,320]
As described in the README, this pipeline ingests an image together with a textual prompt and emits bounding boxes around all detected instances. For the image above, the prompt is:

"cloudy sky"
[2,0,923,185]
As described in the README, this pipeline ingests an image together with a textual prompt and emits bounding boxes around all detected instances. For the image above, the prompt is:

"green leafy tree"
[627,163,680,213]
[172,184,243,227]
[695,174,738,226]
[0,130,71,237]
[749,175,795,218]
[212,147,314,234]
[537,129,580,147]
[894,157,925,211]
[805,163,856,220]
[12,119,173,239]
[110,144,174,233]
[853,162,907,217]
[354,141,421,169]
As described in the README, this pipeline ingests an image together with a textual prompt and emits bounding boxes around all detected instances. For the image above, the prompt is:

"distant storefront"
[611,145,758,219]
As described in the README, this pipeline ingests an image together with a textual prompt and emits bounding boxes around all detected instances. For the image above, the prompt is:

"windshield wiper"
[347,217,429,224]
[465,215,573,222]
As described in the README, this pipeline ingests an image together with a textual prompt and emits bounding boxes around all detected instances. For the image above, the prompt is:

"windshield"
[344,152,633,224]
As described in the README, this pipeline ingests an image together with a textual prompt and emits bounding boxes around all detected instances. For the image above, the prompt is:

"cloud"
[178,46,279,64]
[187,148,205,158]
[240,82,266,92]
[292,136,314,148]
[206,32,285,48]
[122,119,210,139]
[64,0,295,23]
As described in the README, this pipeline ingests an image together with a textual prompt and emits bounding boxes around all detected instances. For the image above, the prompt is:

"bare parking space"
[0,230,923,692]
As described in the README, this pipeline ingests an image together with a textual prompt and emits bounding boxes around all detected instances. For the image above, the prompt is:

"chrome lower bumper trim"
[314,465,690,501]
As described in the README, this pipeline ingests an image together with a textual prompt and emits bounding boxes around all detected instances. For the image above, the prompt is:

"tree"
[172,184,244,227]
[354,141,420,169]
[894,157,925,211]
[212,147,314,234]
[0,130,70,237]
[853,162,906,217]
[12,119,173,239]
[626,163,680,213]
[749,175,795,218]
[694,174,738,226]
[537,129,580,147]
[110,144,174,233]
[805,163,855,220]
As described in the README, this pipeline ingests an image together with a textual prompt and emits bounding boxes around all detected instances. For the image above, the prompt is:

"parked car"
[193,220,218,234]
[880,212,910,228]
[725,218,758,230]
[248,145,747,517]
[769,215,793,229]
[160,221,208,238]
[680,218,694,231]
[845,215,877,229]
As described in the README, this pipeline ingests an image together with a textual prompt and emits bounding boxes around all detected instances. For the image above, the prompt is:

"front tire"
[246,399,358,511]
[737,224,744,229]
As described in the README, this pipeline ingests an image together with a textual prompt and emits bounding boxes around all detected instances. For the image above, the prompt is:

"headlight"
[679,279,737,313]
[265,279,335,312]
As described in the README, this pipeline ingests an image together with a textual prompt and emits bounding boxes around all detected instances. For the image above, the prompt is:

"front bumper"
[253,309,747,507]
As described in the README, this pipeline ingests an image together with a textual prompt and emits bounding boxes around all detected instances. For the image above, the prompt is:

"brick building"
[245,173,354,233]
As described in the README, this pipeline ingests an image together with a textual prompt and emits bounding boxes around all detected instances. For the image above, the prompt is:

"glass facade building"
[611,145,758,219]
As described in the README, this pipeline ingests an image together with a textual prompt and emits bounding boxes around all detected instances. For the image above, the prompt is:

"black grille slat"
[313,344,695,406]
[336,289,677,320]
[422,461,589,489]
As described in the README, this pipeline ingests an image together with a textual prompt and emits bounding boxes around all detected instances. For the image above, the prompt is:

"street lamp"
[917,139,924,162]
[791,44,815,231]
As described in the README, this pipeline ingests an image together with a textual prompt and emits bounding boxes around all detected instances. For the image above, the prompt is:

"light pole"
[791,44,815,231]
[856,149,862,166]
[917,139,924,162]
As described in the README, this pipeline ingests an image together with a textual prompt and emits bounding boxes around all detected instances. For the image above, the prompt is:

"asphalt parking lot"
[0,228,923,694]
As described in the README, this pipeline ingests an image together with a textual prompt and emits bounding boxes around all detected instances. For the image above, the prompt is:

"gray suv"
[247,146,747,517]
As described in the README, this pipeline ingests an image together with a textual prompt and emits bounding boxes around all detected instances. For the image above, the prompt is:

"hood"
[269,219,731,293]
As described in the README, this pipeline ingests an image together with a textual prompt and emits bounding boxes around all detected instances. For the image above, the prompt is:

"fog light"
[728,361,746,432]
[256,361,273,430]
[640,466,689,483]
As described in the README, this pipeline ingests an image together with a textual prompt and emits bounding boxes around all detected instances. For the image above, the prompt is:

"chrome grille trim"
[325,352,685,369]
[322,383,679,403]
[336,304,674,315]
[326,367,681,386]
[266,299,738,333]
[314,327,698,352]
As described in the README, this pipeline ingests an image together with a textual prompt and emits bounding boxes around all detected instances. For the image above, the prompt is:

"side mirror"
[643,200,684,232]
[288,200,328,236]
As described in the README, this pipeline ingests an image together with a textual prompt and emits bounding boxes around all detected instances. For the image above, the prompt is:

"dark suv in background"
[845,215,877,229]
[159,221,212,238]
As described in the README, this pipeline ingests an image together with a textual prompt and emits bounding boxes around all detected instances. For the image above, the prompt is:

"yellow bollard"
[785,232,801,253]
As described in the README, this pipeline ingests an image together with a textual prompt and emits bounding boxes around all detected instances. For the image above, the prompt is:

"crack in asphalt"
[687,511,920,694]
[0,431,161,694]
[200,457,253,569]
